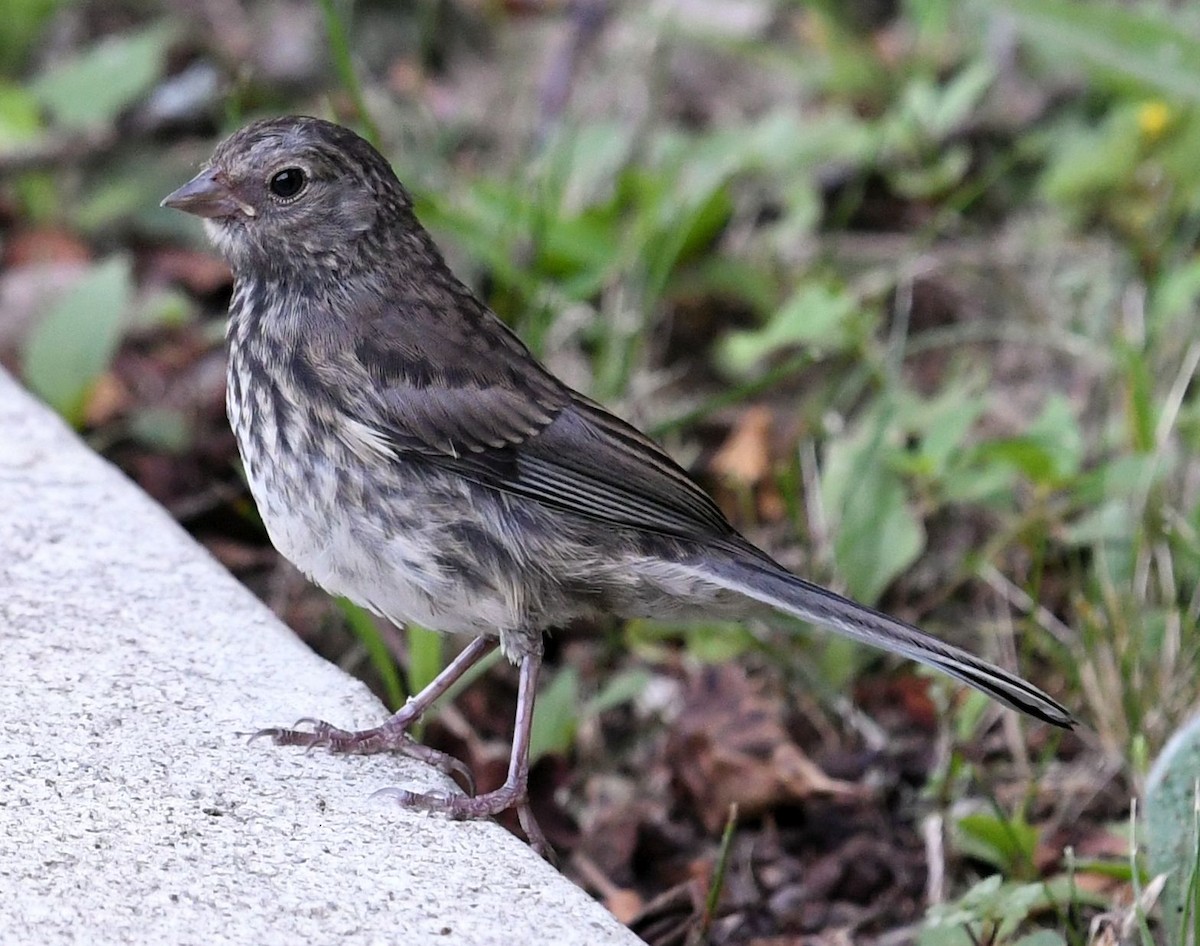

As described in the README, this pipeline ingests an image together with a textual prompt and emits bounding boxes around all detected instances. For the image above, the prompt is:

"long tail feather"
[702,553,1073,728]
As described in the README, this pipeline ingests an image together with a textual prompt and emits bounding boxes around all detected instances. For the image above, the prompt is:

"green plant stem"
[315,0,380,147]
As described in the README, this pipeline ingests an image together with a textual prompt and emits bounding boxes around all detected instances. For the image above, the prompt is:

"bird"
[162,115,1073,855]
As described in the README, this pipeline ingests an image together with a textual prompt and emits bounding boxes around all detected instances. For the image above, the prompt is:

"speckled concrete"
[0,368,637,946]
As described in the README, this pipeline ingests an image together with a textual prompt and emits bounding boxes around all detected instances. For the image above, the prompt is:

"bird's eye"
[268,167,307,201]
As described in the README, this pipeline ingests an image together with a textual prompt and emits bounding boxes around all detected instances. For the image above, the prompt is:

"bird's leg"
[374,650,549,857]
[255,635,497,794]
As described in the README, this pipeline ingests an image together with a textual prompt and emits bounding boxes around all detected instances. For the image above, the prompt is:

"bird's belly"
[240,443,516,637]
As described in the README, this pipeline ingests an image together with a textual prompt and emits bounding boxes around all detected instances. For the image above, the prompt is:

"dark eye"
[268,167,307,200]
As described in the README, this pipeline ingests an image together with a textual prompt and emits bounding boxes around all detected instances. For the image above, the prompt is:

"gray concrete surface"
[0,368,639,946]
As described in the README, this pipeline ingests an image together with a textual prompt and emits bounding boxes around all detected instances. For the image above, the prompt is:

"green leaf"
[0,0,63,73]
[1117,343,1156,452]
[123,288,195,333]
[584,668,651,717]
[719,282,862,375]
[816,636,869,693]
[541,122,636,214]
[913,383,986,475]
[530,667,650,763]
[893,61,995,144]
[678,108,877,195]
[941,461,1017,506]
[1152,257,1200,337]
[76,156,201,235]
[832,462,924,603]
[1000,0,1200,102]
[128,408,191,455]
[641,184,733,300]
[1070,452,1163,508]
[337,600,405,711]
[920,876,1050,946]
[955,810,1039,876]
[1040,108,1142,208]
[529,666,580,763]
[1062,499,1136,547]
[1012,932,1068,946]
[822,403,925,603]
[889,145,972,199]
[22,256,132,426]
[0,81,43,152]
[973,395,1083,488]
[625,618,758,663]
[30,25,174,130]
[406,625,444,700]
[930,61,995,137]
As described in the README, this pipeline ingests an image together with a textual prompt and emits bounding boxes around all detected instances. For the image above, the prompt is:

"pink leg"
[255,636,496,795]
[374,650,550,858]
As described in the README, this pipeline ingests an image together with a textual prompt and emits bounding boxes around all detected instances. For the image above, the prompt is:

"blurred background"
[4,0,1200,942]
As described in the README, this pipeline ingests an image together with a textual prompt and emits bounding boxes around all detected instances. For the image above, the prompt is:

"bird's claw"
[250,717,476,795]
[374,782,551,861]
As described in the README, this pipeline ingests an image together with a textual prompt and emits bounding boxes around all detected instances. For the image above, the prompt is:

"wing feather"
[300,282,738,543]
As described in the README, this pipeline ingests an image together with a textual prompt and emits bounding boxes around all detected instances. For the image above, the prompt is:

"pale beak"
[161,167,256,219]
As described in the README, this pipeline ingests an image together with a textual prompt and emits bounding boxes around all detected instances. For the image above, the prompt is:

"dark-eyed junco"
[162,116,1072,855]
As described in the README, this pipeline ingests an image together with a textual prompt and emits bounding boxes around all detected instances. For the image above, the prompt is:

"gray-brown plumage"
[162,116,1072,856]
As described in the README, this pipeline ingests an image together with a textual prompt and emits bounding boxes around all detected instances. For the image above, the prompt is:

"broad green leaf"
[670,256,777,318]
[821,402,925,603]
[76,157,200,234]
[22,256,132,426]
[917,386,985,474]
[530,666,650,762]
[407,625,444,700]
[941,462,1016,506]
[816,636,868,693]
[955,810,1039,875]
[832,461,924,603]
[681,108,877,193]
[973,395,1083,488]
[719,282,862,375]
[529,666,580,763]
[31,25,174,129]
[1041,109,1142,207]
[920,876,1050,945]
[892,61,994,144]
[930,61,995,137]
[641,184,733,297]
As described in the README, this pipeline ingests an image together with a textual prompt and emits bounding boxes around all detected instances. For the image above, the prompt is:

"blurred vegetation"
[5,0,1200,941]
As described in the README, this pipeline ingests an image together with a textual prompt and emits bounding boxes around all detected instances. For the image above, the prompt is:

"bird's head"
[162,116,408,277]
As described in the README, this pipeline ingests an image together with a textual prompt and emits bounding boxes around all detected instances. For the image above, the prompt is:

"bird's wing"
[304,286,738,542]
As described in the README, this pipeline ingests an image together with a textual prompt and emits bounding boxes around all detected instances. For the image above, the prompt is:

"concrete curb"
[0,369,639,946]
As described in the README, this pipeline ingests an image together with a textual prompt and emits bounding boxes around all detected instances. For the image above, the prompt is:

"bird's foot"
[253,716,475,796]
[374,784,551,862]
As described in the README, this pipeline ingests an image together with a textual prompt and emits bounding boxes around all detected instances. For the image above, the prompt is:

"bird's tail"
[698,550,1073,729]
